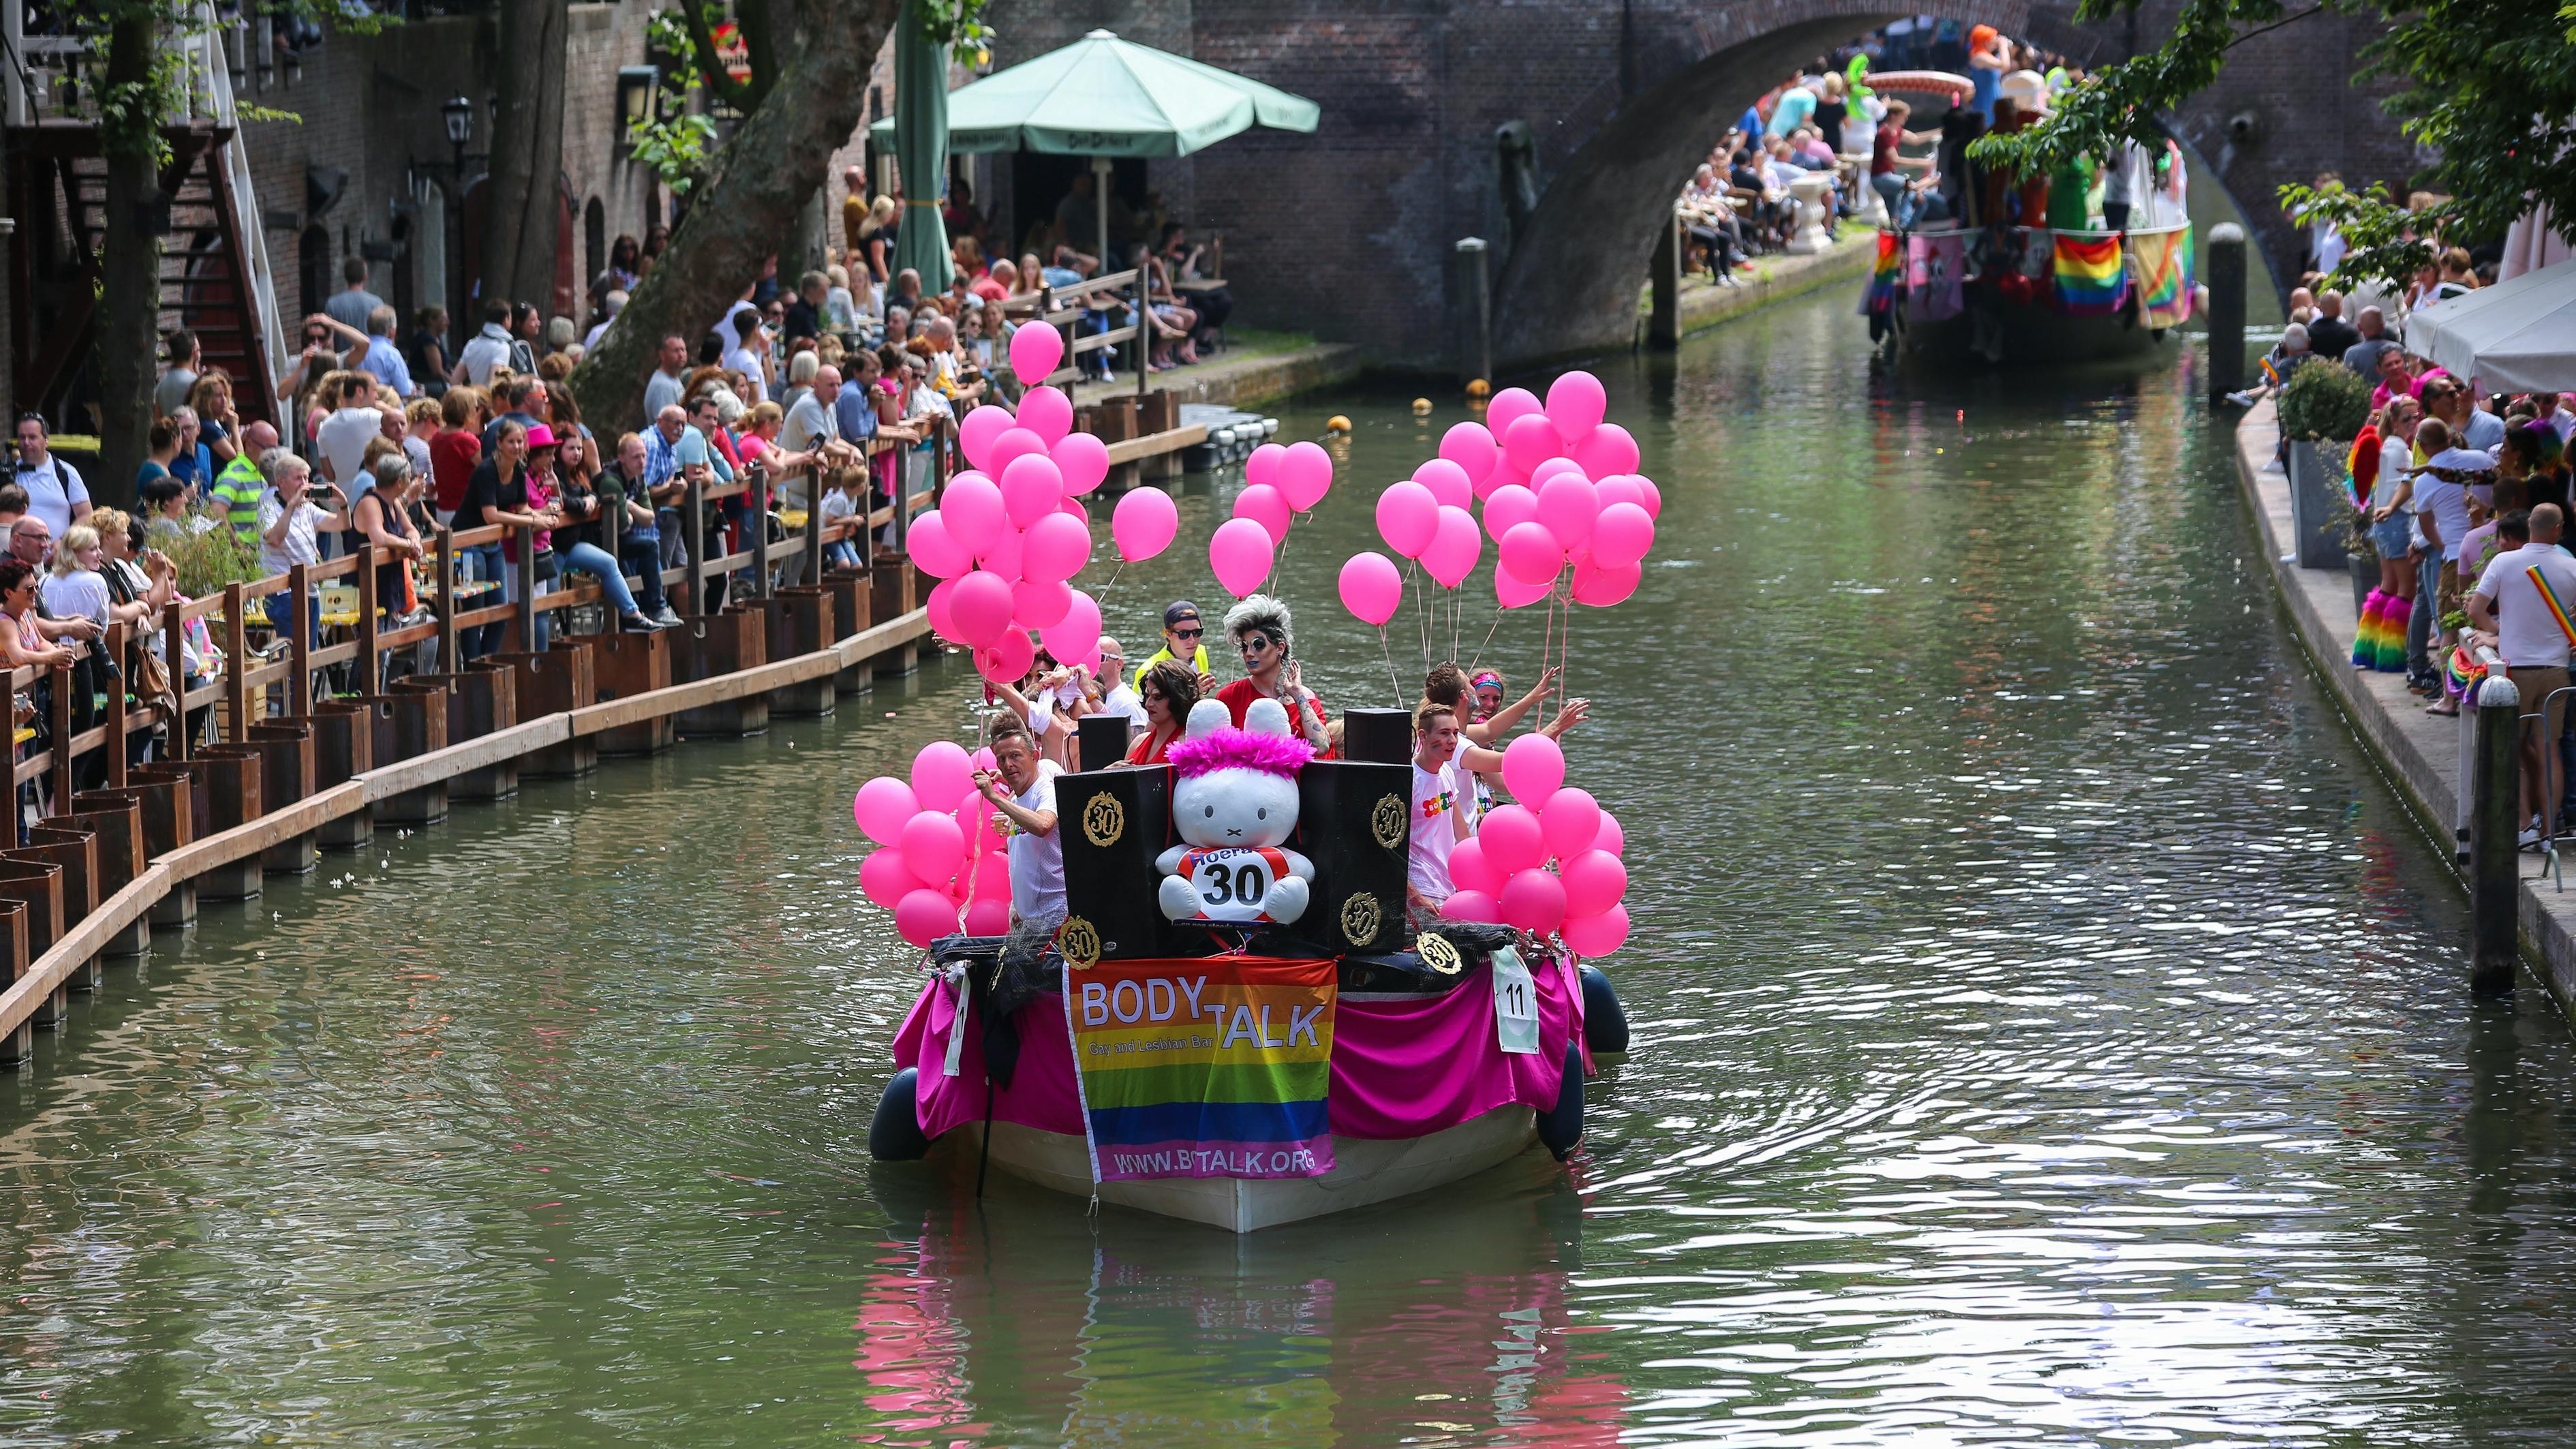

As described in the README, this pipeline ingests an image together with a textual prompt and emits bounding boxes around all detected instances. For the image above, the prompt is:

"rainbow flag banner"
[2134,227,2194,329]
[2052,232,2128,317]
[1065,956,1336,1181]
[1863,230,1903,315]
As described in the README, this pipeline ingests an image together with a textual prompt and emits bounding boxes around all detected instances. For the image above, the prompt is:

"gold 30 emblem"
[1417,931,1462,975]
[1082,792,1125,847]
[1370,793,1406,849]
[1339,891,1383,948]
[1058,916,1102,969]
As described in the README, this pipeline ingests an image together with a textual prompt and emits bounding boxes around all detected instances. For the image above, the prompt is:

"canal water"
[7,288,2575,1446]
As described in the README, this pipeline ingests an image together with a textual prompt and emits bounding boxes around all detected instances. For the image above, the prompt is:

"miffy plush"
[1156,699,1315,924]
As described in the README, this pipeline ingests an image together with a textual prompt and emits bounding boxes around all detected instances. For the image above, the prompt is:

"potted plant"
[2331,469,2380,615]
[2277,362,2373,570]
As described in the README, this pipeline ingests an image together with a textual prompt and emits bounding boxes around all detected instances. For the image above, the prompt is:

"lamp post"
[431,95,482,363]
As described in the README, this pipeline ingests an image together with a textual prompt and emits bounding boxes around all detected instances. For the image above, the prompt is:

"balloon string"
[1092,560,1127,615]
[1467,605,1504,672]
[1379,624,1403,708]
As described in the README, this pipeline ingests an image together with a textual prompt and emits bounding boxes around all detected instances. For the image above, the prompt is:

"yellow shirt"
[1134,642,1211,693]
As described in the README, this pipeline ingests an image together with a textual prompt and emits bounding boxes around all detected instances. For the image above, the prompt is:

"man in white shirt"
[11,412,91,537]
[1406,700,1471,924]
[314,373,388,498]
[2470,504,2576,842]
[452,300,515,387]
[1093,639,1146,738]
[977,720,1064,929]
[721,296,769,404]
[776,365,861,510]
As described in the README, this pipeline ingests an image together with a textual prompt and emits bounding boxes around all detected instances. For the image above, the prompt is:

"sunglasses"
[1238,636,1273,654]
[1171,626,1202,640]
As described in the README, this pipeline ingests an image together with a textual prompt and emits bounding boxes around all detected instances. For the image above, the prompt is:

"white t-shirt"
[2474,543,2576,668]
[315,406,382,489]
[2414,475,2474,562]
[1006,761,1066,925]
[1408,759,1465,898]
[256,492,324,575]
[1101,682,1146,733]
[12,456,88,537]
[38,568,108,627]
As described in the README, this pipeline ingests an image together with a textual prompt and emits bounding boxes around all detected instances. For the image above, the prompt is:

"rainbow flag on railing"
[1066,956,1336,1181]
[2134,228,2194,328]
[2052,232,2128,317]
[1864,230,1903,315]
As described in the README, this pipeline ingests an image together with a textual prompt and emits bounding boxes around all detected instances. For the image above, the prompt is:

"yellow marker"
[1325,415,1351,433]
[1464,378,1491,399]
[1411,397,1432,416]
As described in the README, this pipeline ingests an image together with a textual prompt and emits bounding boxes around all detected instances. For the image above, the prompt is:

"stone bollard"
[2469,672,2522,995]
[2206,223,2248,400]
[1455,238,1491,388]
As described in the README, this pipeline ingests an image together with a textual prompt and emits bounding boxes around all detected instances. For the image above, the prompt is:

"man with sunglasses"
[1215,593,1330,751]
[1133,600,1215,694]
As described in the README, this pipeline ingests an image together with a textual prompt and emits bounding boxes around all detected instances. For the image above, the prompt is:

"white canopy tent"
[2405,257,2576,393]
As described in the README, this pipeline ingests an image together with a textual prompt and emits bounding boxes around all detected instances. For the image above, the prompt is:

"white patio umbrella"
[2406,257,2576,393]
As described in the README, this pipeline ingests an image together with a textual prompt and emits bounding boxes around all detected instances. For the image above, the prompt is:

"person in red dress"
[1212,594,1330,753]
[1124,658,1201,765]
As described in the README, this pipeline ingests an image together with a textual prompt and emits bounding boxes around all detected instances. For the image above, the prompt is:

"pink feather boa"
[1166,727,1314,779]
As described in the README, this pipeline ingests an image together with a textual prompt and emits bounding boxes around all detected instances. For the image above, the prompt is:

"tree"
[1970,0,2576,290]
[572,0,991,431]
[477,0,571,318]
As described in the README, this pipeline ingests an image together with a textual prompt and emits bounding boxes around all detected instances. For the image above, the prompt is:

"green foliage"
[627,5,739,196]
[914,0,996,64]
[1969,0,2576,292]
[2277,358,2372,442]
[159,520,262,598]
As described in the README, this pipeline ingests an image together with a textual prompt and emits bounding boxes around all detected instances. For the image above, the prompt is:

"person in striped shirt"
[209,420,278,540]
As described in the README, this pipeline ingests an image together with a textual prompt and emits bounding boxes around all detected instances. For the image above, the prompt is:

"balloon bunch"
[1436,736,1631,957]
[855,741,1013,945]
[1211,440,1336,596]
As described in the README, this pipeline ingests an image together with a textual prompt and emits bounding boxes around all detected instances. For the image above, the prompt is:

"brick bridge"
[983,0,2412,372]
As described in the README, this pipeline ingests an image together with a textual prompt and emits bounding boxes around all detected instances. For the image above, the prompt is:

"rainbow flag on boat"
[2051,232,2128,317]
[1864,230,1903,314]
[2134,227,2194,328]
[1066,956,1336,1181]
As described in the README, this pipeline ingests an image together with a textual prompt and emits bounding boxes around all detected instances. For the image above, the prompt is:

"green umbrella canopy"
[891,0,952,288]
[870,28,1320,157]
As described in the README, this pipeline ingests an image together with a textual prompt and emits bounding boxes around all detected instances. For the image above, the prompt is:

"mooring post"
[2470,671,2523,995]
[684,472,707,619]
[1456,237,1491,386]
[1648,211,1681,350]
[2205,222,2247,401]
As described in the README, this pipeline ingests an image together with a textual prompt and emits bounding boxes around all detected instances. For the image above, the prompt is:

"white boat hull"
[947,1105,1543,1233]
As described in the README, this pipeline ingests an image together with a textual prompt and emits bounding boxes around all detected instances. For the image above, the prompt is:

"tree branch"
[681,1,755,113]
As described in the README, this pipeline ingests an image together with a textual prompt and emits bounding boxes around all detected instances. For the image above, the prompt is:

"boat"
[865,705,1633,1234]
[1867,221,2198,365]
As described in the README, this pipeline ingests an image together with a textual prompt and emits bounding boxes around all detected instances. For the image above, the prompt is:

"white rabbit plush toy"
[1156,698,1316,925]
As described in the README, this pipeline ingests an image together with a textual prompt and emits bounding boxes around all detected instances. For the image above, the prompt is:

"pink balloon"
[1019,510,1092,585]
[924,577,960,641]
[1571,557,1642,607]
[906,510,972,578]
[1244,442,1285,490]
[1015,386,1073,447]
[1594,474,1649,513]
[1486,386,1543,438]
[1593,809,1625,857]
[1376,481,1439,559]
[1439,422,1500,487]
[1449,836,1501,896]
[989,427,1049,481]
[947,570,1016,648]
[1574,422,1639,480]
[900,809,966,886]
[999,453,1064,529]
[861,848,927,910]
[1209,517,1275,596]
[895,887,960,947]
[980,527,1025,583]
[1546,369,1607,445]
[976,627,1036,684]
[967,851,1011,904]
[1499,521,1563,587]
[1502,733,1565,809]
[1422,504,1482,588]
[1495,565,1552,609]
[1559,848,1627,919]
[1233,483,1292,545]
[955,798,1005,860]
[1502,412,1563,474]
[1413,458,1473,510]
[1012,578,1073,628]
[963,897,1013,936]
[1279,440,1334,511]
[1561,904,1631,957]
[1529,457,1587,490]
[1111,487,1178,561]
[939,475,1008,557]
[1479,804,1544,874]
[1057,495,1091,525]
[1041,589,1102,665]
[853,776,919,845]
[1540,787,1601,861]
[911,740,975,813]
[1632,476,1663,519]
[1009,322,1064,387]
[1498,868,1568,935]
[1536,474,1599,551]
[1591,501,1655,569]
[1438,889,1501,924]
[958,406,1014,472]
[1337,551,1402,626]
[1052,431,1111,495]
[1482,455,1531,503]
[1484,483,1539,543]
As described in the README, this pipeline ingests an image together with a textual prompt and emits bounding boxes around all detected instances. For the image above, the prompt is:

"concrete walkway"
[2234,401,2576,1013]
[1109,340,1365,412]
[1666,230,1878,339]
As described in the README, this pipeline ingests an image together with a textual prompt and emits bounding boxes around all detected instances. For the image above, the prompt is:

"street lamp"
[442,93,472,173]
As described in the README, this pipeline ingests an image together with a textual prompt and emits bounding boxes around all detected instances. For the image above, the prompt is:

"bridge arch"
[1490,0,2024,369]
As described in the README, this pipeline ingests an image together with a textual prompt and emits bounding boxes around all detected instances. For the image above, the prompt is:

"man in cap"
[1134,600,1214,693]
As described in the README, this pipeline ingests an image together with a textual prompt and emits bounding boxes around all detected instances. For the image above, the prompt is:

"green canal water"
[5,288,2575,1446]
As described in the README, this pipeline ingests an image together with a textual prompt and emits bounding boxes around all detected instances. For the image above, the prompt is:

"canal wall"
[1668,231,1880,341]
[2233,402,2576,1013]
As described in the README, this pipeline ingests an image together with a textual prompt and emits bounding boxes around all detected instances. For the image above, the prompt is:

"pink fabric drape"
[895,956,1583,1144]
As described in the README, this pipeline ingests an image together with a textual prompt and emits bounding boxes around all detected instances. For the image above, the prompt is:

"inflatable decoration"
[1155,699,1316,925]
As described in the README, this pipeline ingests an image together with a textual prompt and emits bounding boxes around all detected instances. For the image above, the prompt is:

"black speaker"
[1343,707,1410,765]
[1054,765,1186,961]
[1294,759,1412,954]
[1076,713,1130,773]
